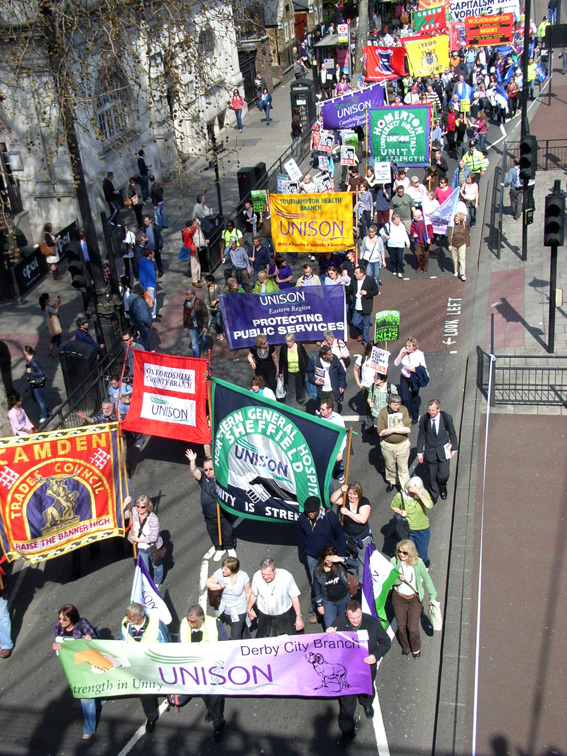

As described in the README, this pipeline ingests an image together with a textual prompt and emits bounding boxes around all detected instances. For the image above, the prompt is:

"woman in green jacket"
[390,539,437,659]
[253,270,279,294]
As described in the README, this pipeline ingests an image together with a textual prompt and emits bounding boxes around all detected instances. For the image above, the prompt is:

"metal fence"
[477,347,567,406]
[40,341,126,432]
[503,138,567,174]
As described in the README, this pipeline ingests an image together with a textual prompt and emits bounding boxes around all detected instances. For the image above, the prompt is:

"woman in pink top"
[472,109,488,154]
[394,337,427,424]
[435,177,452,205]
[8,393,34,436]
[230,89,246,133]
[335,75,349,96]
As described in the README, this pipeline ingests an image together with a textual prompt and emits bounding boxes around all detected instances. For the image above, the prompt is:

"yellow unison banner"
[405,35,449,77]
[270,192,355,253]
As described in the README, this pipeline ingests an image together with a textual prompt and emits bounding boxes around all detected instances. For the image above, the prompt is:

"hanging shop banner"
[465,13,515,46]
[251,190,268,214]
[404,35,449,77]
[0,424,128,563]
[374,310,401,343]
[219,286,347,350]
[270,192,355,253]
[122,351,210,444]
[448,0,520,22]
[418,0,449,8]
[211,378,346,522]
[321,83,385,130]
[449,21,467,50]
[370,106,431,167]
[413,5,447,33]
[58,631,371,699]
[363,46,407,81]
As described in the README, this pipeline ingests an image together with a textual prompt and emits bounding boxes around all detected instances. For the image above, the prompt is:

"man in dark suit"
[351,263,378,346]
[417,398,458,503]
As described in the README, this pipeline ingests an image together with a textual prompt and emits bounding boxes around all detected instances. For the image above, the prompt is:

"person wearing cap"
[298,495,346,624]
[74,318,104,351]
[127,283,153,350]
[462,140,488,183]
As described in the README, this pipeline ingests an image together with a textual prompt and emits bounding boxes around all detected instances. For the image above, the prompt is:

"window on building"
[284,22,289,42]
[198,28,215,58]
[95,72,129,142]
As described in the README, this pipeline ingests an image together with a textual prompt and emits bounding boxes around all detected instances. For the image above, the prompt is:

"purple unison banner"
[220,286,347,350]
[321,83,385,130]
[59,631,372,698]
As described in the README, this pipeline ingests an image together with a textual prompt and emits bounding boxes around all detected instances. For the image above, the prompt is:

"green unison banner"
[211,378,346,523]
[370,106,431,167]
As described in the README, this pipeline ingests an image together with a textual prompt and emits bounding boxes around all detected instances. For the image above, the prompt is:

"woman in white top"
[394,169,410,191]
[360,224,385,290]
[460,174,479,227]
[124,494,164,588]
[407,176,426,210]
[421,190,439,226]
[206,555,252,639]
[354,342,376,425]
[382,213,411,278]
[121,225,136,282]
[394,337,427,424]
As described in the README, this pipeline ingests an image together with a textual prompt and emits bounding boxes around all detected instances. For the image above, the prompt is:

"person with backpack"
[53,604,104,739]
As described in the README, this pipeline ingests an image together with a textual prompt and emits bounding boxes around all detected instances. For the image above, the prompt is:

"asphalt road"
[0,101,503,756]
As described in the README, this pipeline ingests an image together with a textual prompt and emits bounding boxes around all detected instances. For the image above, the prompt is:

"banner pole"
[340,428,354,525]
[365,108,369,164]
[206,355,222,547]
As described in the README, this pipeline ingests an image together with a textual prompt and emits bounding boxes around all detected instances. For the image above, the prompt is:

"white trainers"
[227,549,237,558]
[453,272,459,277]
[213,550,225,562]
[461,274,467,281]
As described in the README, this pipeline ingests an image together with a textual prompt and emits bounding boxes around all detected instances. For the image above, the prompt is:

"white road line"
[489,80,551,150]
[117,700,170,756]
[373,622,397,756]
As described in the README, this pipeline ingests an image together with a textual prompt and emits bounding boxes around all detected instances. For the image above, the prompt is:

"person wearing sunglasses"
[123,494,165,588]
[390,539,437,659]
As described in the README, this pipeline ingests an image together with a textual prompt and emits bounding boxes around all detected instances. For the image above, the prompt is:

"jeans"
[365,260,382,290]
[31,386,48,421]
[358,210,371,239]
[321,597,349,630]
[409,526,431,563]
[138,546,164,586]
[389,246,405,275]
[399,374,421,424]
[265,104,271,124]
[477,133,487,153]
[306,554,322,614]
[154,202,168,230]
[0,598,13,650]
[235,108,243,130]
[81,698,105,736]
[108,200,121,224]
[292,136,302,159]
[137,324,150,351]
[351,309,371,345]
[187,327,208,359]
[140,174,150,202]
[210,310,223,335]
[284,371,305,406]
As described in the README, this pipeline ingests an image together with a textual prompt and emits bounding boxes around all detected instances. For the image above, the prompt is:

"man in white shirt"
[319,398,347,483]
[247,558,304,637]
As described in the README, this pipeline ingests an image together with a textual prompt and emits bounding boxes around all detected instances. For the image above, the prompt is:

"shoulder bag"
[208,586,224,609]
[429,599,443,631]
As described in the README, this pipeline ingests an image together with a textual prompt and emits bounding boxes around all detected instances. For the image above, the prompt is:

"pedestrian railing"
[40,341,125,432]
[503,138,567,173]
[477,347,567,406]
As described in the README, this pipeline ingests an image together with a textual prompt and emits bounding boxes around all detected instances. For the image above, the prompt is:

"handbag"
[207,586,224,609]
[178,245,191,261]
[28,373,47,388]
[150,544,166,565]
[390,514,410,542]
[345,570,359,596]
[275,375,286,399]
[50,314,62,337]
[429,599,443,631]
[39,241,51,256]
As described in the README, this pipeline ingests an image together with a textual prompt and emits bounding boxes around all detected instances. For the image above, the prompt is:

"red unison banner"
[122,351,211,444]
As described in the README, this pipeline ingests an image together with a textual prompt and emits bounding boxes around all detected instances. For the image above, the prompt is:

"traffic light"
[544,192,565,247]
[66,242,88,289]
[519,135,538,181]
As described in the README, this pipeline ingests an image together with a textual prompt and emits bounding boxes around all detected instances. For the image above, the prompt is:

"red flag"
[122,351,211,443]
[363,46,407,81]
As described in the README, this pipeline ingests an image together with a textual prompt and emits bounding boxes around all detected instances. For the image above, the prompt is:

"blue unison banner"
[219,286,347,350]
[321,83,385,130]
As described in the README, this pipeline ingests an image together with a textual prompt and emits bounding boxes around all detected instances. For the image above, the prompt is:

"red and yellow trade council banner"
[465,14,515,47]
[0,424,128,563]
[270,192,355,254]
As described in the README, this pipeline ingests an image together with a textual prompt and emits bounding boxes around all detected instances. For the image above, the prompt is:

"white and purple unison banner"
[59,631,372,698]
[321,83,385,130]
[220,286,347,350]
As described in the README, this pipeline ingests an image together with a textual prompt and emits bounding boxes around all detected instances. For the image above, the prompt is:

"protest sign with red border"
[465,14,515,47]
[122,351,210,443]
